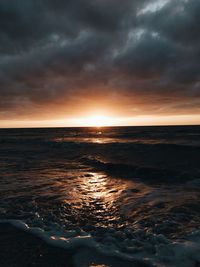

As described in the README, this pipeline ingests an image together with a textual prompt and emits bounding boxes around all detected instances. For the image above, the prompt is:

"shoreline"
[0,223,73,267]
[0,222,151,267]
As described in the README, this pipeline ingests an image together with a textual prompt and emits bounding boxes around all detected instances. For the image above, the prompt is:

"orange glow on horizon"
[73,114,116,127]
[0,114,200,128]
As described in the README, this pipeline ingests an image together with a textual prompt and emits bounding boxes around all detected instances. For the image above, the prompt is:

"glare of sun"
[80,115,112,127]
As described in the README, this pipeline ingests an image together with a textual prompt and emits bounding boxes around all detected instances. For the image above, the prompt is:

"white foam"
[1,219,200,267]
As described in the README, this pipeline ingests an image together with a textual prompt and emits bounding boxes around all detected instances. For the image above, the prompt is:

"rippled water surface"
[0,126,200,266]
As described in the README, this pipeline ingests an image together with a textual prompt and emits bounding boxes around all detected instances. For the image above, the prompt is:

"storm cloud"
[0,0,200,120]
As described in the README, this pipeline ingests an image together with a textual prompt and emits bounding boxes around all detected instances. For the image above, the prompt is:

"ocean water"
[0,126,200,266]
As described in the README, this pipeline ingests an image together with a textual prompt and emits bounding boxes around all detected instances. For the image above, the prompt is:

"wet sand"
[0,223,73,267]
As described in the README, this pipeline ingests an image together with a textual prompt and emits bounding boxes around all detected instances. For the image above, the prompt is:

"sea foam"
[1,219,200,267]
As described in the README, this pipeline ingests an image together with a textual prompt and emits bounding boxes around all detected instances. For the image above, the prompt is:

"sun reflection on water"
[73,171,134,226]
[81,173,110,200]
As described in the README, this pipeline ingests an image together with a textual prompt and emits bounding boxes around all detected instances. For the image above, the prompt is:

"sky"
[0,0,200,127]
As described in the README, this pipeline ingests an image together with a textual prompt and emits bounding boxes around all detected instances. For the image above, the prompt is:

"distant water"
[0,126,200,266]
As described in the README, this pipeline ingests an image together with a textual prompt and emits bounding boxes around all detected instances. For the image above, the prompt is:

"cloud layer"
[0,0,200,120]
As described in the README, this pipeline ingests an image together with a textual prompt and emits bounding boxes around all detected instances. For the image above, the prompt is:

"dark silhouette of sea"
[0,126,200,266]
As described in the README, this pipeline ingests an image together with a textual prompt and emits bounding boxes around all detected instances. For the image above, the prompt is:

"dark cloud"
[139,0,200,45]
[0,0,200,120]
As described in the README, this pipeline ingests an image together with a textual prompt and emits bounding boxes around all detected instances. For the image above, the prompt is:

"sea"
[0,126,200,267]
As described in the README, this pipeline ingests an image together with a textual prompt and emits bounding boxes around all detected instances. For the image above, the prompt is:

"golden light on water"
[78,172,132,207]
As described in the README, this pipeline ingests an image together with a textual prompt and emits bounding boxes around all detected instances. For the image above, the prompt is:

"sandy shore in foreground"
[0,223,73,267]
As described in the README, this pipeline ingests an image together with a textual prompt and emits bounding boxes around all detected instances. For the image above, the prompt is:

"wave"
[81,157,199,184]
[1,219,200,267]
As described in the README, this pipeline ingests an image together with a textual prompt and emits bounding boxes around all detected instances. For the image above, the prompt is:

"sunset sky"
[0,0,200,127]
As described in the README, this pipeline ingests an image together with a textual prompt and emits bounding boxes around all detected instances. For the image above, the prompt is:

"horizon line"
[0,123,200,130]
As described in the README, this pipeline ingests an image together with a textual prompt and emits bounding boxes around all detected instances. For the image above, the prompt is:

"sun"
[70,111,118,127]
[75,114,114,127]
[83,115,112,127]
